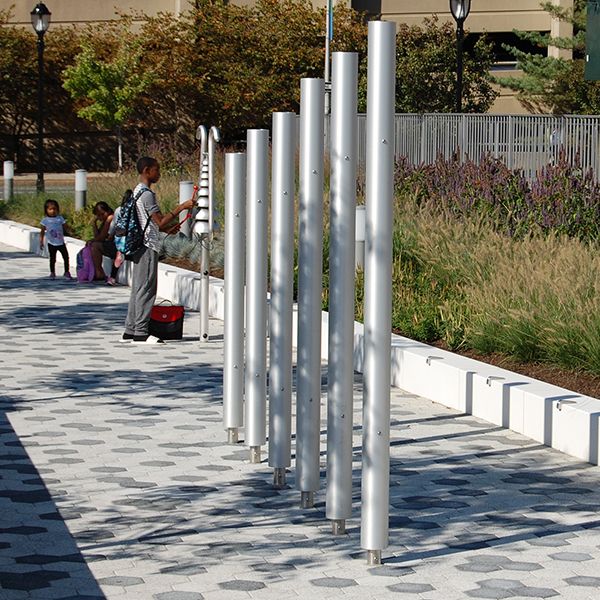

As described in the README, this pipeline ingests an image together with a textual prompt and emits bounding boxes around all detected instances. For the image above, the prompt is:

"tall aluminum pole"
[245,129,269,464]
[223,153,246,445]
[269,112,296,487]
[296,79,325,508]
[361,20,396,566]
[326,52,358,535]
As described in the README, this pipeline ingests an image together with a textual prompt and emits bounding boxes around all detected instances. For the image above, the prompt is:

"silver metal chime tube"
[244,129,269,463]
[269,112,297,488]
[223,153,247,446]
[296,78,325,508]
[326,52,358,535]
[361,20,396,566]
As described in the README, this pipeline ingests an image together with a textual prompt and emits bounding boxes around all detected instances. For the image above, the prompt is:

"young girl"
[40,199,72,280]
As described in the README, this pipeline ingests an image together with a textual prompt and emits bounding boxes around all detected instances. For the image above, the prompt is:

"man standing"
[121,156,194,344]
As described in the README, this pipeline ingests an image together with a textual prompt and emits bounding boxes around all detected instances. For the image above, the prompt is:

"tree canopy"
[1,2,500,169]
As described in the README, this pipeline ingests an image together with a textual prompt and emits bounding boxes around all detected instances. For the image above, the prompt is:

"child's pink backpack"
[76,245,95,283]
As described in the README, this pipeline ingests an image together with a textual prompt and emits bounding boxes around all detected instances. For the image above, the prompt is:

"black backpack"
[113,187,150,260]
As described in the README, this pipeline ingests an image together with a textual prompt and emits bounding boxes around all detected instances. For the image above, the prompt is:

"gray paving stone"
[311,577,358,588]
[3,242,600,600]
[387,582,435,593]
[565,576,600,587]
[549,551,593,561]
[154,593,204,600]
[218,579,266,591]
[98,576,144,586]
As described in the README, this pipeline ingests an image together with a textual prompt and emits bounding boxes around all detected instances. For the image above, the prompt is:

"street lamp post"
[30,3,51,194]
[449,0,471,113]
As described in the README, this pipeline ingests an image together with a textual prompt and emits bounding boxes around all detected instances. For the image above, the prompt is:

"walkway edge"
[2,218,599,466]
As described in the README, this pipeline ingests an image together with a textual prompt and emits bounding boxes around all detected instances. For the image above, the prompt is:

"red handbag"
[149,301,185,340]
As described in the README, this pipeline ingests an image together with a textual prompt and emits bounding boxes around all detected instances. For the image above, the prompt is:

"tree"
[63,36,152,170]
[187,0,367,138]
[358,16,498,114]
[0,9,83,161]
[494,0,600,114]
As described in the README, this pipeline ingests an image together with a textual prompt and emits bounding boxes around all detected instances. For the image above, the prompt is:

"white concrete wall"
[2,218,599,465]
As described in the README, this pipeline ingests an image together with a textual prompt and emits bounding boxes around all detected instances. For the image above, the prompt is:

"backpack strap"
[134,185,153,235]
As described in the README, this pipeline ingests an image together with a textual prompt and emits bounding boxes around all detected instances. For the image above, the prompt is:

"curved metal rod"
[196,125,208,157]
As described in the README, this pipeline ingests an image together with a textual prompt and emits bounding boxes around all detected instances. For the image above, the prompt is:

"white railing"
[354,114,600,179]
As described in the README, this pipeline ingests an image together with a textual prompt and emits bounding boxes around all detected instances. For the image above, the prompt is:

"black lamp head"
[30,3,51,35]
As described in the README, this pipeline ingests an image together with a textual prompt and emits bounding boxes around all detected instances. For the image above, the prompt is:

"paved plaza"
[1,242,600,600]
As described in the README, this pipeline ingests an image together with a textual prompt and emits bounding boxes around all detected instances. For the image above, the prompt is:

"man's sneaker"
[132,334,165,344]
[64,272,73,280]
[118,333,135,343]
[106,277,116,286]
[49,273,56,280]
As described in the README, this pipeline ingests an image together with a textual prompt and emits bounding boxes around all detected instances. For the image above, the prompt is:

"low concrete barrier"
[2,218,599,465]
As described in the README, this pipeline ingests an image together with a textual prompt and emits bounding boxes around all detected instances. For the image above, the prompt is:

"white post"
[245,129,269,464]
[223,153,246,445]
[178,181,194,238]
[296,78,325,507]
[75,169,87,210]
[3,161,14,200]
[326,52,358,535]
[361,19,396,566]
[269,112,296,487]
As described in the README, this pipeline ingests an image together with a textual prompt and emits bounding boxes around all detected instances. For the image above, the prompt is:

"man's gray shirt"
[133,183,160,253]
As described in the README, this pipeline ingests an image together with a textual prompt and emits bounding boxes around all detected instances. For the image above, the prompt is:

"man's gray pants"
[124,246,158,336]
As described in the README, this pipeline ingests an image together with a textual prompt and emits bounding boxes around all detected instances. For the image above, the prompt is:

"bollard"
[296,78,325,506]
[223,153,246,445]
[244,129,269,463]
[178,181,194,238]
[3,161,14,200]
[326,52,358,534]
[361,20,396,564]
[268,112,296,487]
[75,169,87,210]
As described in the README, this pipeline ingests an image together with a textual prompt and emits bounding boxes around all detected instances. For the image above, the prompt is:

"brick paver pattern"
[1,243,600,599]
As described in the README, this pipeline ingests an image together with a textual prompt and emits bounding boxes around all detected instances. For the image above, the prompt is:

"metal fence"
[355,113,600,180]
